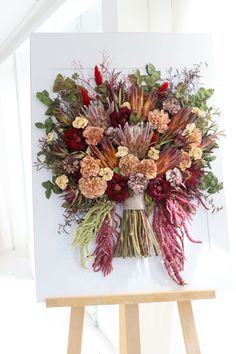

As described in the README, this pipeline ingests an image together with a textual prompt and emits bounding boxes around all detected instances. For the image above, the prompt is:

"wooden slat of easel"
[46,289,215,354]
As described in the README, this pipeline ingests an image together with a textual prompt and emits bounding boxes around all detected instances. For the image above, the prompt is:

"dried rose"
[99,167,114,181]
[55,175,68,190]
[72,116,88,129]
[179,151,192,171]
[148,147,160,161]
[115,146,129,157]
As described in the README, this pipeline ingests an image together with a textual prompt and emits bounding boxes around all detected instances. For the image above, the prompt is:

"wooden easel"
[46,289,215,354]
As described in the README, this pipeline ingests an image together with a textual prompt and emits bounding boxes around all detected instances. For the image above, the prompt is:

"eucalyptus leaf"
[36,90,53,107]
[35,122,44,129]
[146,63,156,75]
[45,189,52,199]
[53,74,65,92]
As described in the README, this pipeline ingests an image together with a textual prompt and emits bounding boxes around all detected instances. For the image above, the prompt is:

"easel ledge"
[46,289,215,307]
[46,289,215,354]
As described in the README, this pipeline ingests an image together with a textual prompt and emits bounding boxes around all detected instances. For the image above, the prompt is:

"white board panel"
[31,33,231,301]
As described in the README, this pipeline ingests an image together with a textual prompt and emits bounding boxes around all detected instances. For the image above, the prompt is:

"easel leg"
[67,306,85,354]
[177,301,201,354]
[119,304,141,354]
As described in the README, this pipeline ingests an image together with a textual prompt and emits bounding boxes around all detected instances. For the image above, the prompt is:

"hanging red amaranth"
[159,82,169,92]
[152,192,201,285]
[94,65,103,85]
[80,87,91,106]
[92,209,119,276]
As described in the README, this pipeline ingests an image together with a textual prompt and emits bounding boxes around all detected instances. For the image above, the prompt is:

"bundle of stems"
[114,209,159,258]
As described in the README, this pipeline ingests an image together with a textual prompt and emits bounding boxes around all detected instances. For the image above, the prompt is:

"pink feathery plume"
[92,209,119,276]
[153,193,201,285]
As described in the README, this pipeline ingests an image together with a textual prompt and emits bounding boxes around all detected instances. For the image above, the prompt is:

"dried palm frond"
[118,122,154,158]
[156,148,181,177]
[164,107,192,138]
[91,139,119,169]
[130,86,156,118]
[142,90,157,118]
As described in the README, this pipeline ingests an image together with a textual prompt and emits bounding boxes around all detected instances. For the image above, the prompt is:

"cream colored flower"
[189,147,203,160]
[182,123,196,136]
[55,175,68,190]
[115,146,129,157]
[147,147,160,160]
[47,132,55,143]
[72,116,88,129]
[187,127,202,148]
[179,151,192,171]
[99,167,114,181]
[120,102,131,110]
[192,107,203,117]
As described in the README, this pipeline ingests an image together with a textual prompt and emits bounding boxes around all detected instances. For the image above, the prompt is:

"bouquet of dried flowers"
[35,59,223,285]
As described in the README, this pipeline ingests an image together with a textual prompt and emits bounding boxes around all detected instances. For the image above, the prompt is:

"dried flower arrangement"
[35,58,223,285]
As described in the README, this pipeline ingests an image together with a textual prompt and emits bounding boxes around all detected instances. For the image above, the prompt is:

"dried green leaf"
[35,122,44,129]
[36,90,53,107]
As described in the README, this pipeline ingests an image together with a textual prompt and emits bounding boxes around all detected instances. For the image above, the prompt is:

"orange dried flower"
[80,155,100,178]
[148,109,170,133]
[79,177,107,199]
[139,159,157,180]
[119,154,140,176]
[83,126,104,145]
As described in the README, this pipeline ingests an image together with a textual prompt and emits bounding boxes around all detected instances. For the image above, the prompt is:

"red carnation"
[159,82,169,92]
[106,173,129,202]
[63,127,87,152]
[94,65,103,85]
[80,87,91,106]
[110,107,131,128]
[147,177,171,203]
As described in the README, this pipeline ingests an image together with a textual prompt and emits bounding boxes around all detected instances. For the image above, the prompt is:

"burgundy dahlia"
[110,107,131,128]
[63,127,87,152]
[147,177,172,203]
[106,173,129,202]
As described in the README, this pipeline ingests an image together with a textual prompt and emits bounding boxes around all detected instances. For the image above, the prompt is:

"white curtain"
[0,44,31,253]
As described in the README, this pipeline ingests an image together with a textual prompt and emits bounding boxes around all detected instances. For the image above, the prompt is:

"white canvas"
[31,33,231,301]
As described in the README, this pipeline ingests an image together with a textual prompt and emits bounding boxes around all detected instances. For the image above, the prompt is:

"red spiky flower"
[94,65,103,85]
[159,82,169,92]
[80,87,91,106]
